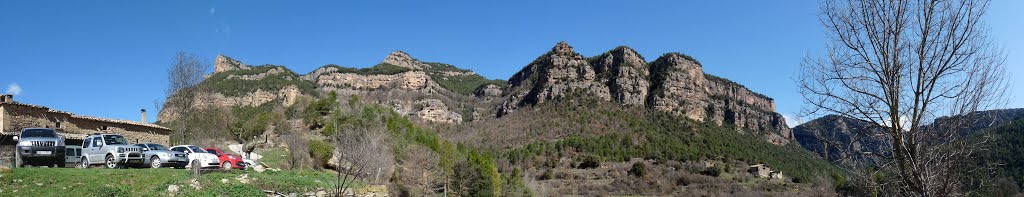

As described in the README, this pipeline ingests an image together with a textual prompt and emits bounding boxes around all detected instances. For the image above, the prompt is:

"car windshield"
[188,146,206,153]
[147,144,168,150]
[206,149,221,156]
[21,129,56,138]
[103,135,129,145]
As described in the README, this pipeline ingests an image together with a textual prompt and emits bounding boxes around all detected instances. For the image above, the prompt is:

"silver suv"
[13,128,66,168]
[77,134,145,169]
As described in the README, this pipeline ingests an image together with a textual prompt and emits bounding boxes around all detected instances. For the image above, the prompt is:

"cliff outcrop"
[498,42,792,144]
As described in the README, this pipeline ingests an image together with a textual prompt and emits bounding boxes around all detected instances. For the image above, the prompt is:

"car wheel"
[222,161,232,171]
[105,155,118,169]
[77,157,89,169]
[150,156,162,168]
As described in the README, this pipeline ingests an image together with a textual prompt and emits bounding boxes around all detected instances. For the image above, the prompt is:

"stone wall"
[1,102,171,145]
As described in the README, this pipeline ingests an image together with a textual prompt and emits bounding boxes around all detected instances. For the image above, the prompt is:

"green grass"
[0,168,352,196]
[258,147,291,168]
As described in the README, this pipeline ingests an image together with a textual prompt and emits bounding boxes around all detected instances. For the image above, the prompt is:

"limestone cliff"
[499,42,610,116]
[498,42,792,144]
[381,51,427,70]
[214,54,250,73]
[162,52,480,125]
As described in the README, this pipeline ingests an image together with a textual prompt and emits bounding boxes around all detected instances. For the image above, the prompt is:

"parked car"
[135,143,188,169]
[242,158,257,169]
[77,134,145,169]
[169,145,220,169]
[65,145,82,166]
[205,147,246,170]
[14,128,66,168]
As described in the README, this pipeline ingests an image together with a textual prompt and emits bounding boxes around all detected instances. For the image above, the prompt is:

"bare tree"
[313,98,396,195]
[164,52,211,145]
[799,0,1009,195]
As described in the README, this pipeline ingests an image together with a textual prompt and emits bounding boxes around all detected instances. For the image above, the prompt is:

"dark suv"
[14,128,66,168]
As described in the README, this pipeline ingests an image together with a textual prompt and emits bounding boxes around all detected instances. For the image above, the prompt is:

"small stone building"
[1,94,172,158]
[749,164,772,178]
[749,164,784,180]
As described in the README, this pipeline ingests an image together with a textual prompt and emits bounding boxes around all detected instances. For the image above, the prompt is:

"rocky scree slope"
[498,42,791,144]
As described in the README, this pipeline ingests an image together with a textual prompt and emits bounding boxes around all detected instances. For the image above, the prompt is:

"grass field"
[0,167,354,196]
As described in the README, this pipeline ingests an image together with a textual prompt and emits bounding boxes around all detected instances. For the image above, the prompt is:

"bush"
[308,139,333,167]
[576,155,601,169]
[303,92,338,129]
[540,168,555,180]
[629,162,647,177]
[702,166,722,177]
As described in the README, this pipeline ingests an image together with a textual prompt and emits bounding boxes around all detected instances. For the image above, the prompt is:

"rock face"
[381,51,427,70]
[157,85,304,121]
[499,42,610,115]
[225,67,288,81]
[314,71,434,91]
[214,54,250,73]
[592,46,650,106]
[792,115,890,166]
[414,99,462,124]
[499,42,792,144]
[473,84,503,101]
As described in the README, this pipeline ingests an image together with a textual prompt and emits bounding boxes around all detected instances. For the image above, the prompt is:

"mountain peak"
[214,54,249,73]
[381,50,425,69]
[552,41,574,55]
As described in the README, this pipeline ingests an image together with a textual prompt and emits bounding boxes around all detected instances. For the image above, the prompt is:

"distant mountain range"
[793,108,1024,165]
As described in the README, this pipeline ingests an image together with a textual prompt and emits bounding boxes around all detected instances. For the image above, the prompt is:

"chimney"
[0,94,11,103]
[141,109,147,123]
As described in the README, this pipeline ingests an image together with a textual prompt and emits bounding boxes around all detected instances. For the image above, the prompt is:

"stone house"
[748,164,784,180]
[749,164,772,178]
[0,94,172,158]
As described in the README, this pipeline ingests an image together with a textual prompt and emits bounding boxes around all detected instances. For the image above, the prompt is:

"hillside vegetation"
[963,118,1024,195]
[200,65,316,97]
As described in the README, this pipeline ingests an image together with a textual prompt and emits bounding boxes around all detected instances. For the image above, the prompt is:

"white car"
[169,145,220,169]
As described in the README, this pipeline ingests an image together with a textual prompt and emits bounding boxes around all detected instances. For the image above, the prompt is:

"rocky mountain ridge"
[793,108,1024,165]
[161,42,792,144]
[499,42,791,144]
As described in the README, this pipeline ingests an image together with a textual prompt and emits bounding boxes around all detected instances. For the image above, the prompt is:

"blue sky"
[1,1,1021,126]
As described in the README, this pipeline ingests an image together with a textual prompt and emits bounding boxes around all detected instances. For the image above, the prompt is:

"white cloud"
[6,83,21,95]
[209,8,216,15]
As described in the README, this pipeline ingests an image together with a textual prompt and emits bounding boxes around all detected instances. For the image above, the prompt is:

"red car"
[205,147,246,170]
